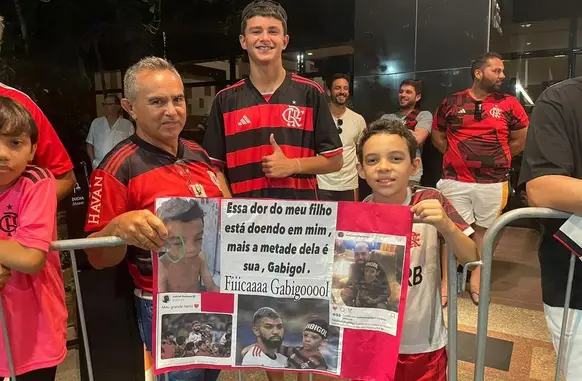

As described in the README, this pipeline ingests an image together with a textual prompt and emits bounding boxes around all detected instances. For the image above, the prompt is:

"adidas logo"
[457,108,467,115]
[238,115,251,126]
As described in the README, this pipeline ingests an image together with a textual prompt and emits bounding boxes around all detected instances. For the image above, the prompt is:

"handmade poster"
[153,198,413,381]
[555,214,582,258]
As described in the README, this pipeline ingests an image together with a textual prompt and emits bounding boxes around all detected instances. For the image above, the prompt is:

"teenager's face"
[166,219,204,260]
[0,131,36,192]
[357,133,420,204]
[302,331,323,351]
[240,16,289,65]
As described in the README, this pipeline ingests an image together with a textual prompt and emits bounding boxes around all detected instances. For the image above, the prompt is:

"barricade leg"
[446,248,459,381]
[69,249,95,381]
[0,295,15,380]
[554,252,577,381]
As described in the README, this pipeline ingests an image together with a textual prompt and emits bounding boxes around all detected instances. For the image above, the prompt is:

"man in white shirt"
[240,307,287,368]
[381,79,432,185]
[186,321,203,345]
[86,94,135,169]
[317,74,366,201]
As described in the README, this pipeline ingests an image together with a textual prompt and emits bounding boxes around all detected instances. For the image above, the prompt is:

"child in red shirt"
[0,96,67,380]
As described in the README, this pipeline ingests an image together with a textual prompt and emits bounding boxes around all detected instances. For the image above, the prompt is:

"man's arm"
[527,176,582,215]
[86,143,95,164]
[431,130,448,154]
[414,111,432,146]
[509,98,530,157]
[431,100,449,154]
[216,170,232,198]
[509,128,527,156]
[55,171,76,201]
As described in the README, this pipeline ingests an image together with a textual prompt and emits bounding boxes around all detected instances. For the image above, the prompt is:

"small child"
[356,119,478,380]
[280,318,329,371]
[156,198,219,293]
[0,96,67,380]
[354,260,390,309]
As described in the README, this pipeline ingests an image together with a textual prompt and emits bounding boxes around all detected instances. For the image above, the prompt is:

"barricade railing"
[473,207,572,381]
[2,228,473,380]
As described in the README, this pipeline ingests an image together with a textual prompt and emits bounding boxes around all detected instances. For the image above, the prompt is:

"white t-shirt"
[364,186,473,354]
[381,111,432,183]
[86,116,135,169]
[241,345,287,367]
[186,331,202,345]
[317,108,366,191]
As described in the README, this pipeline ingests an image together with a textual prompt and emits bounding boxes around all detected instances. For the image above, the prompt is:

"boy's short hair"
[241,0,288,34]
[304,318,328,340]
[357,119,418,164]
[157,198,205,224]
[0,96,39,145]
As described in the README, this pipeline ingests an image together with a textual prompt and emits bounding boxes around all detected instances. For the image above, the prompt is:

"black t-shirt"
[518,76,582,309]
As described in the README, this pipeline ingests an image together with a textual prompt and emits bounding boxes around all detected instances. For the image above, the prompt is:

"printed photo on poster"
[331,231,406,335]
[156,197,220,293]
[235,295,341,374]
[159,312,233,364]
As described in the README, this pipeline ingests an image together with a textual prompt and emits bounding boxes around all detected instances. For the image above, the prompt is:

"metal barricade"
[473,207,572,381]
[1,231,472,380]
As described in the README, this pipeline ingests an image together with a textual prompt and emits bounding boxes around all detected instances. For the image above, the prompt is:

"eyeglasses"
[337,119,343,134]
[159,235,185,264]
[174,160,205,197]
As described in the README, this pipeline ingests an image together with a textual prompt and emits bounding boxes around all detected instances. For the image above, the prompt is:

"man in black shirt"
[518,76,582,378]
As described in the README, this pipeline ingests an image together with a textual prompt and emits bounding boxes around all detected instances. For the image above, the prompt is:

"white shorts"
[544,304,582,380]
[436,179,509,228]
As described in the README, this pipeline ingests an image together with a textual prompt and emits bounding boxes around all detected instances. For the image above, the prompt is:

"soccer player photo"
[159,313,233,360]
[330,231,406,336]
[155,197,221,293]
[235,295,340,374]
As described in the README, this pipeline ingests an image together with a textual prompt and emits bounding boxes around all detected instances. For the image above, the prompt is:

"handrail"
[473,207,571,381]
[50,236,124,251]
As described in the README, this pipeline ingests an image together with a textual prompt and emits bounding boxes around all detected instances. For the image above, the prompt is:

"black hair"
[470,52,503,81]
[400,79,423,96]
[0,96,39,145]
[252,307,281,325]
[357,119,418,164]
[241,0,288,34]
[327,73,350,90]
[156,198,205,225]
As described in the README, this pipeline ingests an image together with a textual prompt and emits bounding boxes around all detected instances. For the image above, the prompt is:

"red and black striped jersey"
[203,73,343,200]
[433,89,529,183]
[281,346,328,370]
[84,134,223,292]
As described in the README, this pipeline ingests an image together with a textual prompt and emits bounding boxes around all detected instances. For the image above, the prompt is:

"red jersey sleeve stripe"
[210,157,226,168]
[231,177,314,195]
[214,79,246,98]
[103,143,136,174]
[111,145,139,175]
[226,145,315,168]
[291,74,325,93]
[319,147,343,158]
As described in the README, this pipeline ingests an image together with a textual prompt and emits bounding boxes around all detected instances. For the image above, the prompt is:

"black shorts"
[16,366,57,381]
[317,189,357,202]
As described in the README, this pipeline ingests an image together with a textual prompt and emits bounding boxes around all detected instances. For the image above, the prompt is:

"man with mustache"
[317,74,366,201]
[241,307,287,367]
[432,52,529,305]
[381,79,432,186]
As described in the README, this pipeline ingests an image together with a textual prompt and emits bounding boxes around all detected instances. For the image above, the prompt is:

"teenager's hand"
[110,210,168,251]
[262,134,300,178]
[410,199,455,234]
[0,266,11,289]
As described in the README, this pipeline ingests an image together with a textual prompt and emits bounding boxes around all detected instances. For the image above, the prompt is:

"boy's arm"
[199,253,219,292]
[411,199,478,265]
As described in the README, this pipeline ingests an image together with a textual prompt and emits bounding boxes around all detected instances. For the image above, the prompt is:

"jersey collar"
[130,134,185,160]
[246,71,292,104]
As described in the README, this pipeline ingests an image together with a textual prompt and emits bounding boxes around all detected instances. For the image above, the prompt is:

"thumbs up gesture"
[262,134,300,178]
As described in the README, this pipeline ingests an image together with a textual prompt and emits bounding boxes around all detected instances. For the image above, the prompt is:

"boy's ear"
[410,156,421,176]
[357,162,365,179]
[29,143,37,162]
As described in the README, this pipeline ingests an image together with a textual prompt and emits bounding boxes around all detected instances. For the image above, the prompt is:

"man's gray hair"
[252,307,281,326]
[123,56,182,101]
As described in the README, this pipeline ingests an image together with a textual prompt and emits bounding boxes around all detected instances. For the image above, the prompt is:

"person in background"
[0,83,76,200]
[86,94,135,169]
[381,79,432,186]
[431,52,528,305]
[518,76,582,379]
[0,97,68,381]
[316,73,366,201]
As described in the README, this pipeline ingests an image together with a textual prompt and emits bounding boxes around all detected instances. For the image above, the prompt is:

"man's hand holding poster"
[153,198,413,380]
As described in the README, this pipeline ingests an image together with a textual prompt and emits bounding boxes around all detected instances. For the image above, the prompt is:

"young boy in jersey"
[0,96,67,380]
[354,260,391,310]
[357,119,478,380]
[156,198,219,293]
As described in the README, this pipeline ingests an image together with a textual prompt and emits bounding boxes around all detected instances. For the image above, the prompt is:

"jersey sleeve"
[26,99,74,176]
[84,169,129,232]
[15,172,57,252]
[432,98,449,133]
[440,194,474,237]
[509,98,529,131]
[313,90,343,158]
[203,95,227,168]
